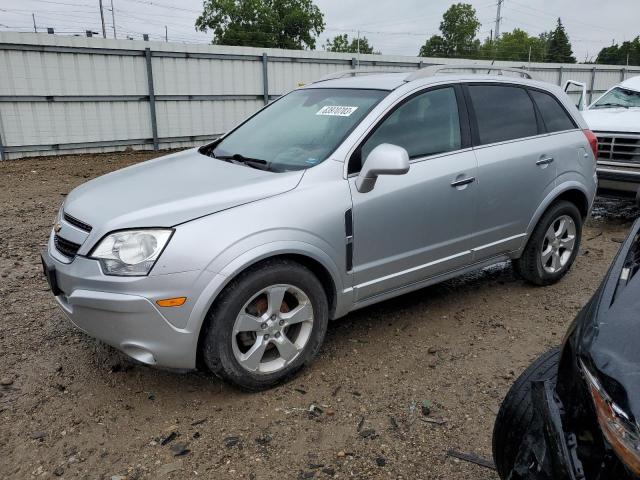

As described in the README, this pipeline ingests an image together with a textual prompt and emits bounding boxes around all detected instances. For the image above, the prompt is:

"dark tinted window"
[529,89,576,133]
[361,87,461,162]
[469,85,538,145]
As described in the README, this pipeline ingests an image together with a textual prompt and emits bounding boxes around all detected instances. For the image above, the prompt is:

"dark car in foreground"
[493,217,640,479]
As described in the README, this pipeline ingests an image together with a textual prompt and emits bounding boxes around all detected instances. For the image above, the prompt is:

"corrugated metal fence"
[1,32,639,160]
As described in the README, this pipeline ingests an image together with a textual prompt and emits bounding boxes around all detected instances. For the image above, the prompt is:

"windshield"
[212,88,388,171]
[593,87,640,109]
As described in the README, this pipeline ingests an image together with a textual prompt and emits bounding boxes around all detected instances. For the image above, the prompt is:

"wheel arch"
[193,246,344,369]
[525,184,591,240]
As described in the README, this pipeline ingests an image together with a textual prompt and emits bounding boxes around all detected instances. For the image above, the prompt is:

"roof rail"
[314,69,402,83]
[404,64,536,82]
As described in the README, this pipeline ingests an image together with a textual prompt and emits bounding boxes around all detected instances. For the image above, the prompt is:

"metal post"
[351,57,356,69]
[494,0,503,42]
[621,67,627,82]
[143,34,149,41]
[589,66,596,104]
[0,130,5,161]
[98,0,106,38]
[32,13,37,33]
[557,65,563,86]
[110,0,116,39]
[144,48,159,151]
[418,61,424,69]
[261,53,269,105]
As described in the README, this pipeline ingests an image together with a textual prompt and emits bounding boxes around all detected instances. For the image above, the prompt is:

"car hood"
[573,218,640,422]
[582,107,640,134]
[63,148,304,232]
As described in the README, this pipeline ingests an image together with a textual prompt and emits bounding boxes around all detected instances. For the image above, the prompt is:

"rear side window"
[529,89,576,133]
[468,85,539,145]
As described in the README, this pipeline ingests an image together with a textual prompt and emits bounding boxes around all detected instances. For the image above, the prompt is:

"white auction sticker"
[316,105,358,117]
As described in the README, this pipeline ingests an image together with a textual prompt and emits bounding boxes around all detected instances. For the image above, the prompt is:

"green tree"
[546,18,576,63]
[195,0,325,50]
[419,3,480,57]
[596,37,640,66]
[419,34,448,57]
[324,34,376,54]
[476,29,549,62]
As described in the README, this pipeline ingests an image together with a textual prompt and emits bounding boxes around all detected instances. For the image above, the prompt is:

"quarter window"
[356,87,462,170]
[468,85,539,145]
[529,89,576,133]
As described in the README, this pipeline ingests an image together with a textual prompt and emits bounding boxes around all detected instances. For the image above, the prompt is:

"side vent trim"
[345,209,353,272]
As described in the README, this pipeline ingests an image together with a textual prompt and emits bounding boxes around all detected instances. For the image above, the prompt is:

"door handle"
[450,176,476,188]
[536,156,554,166]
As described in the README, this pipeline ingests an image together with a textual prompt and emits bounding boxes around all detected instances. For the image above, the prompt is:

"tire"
[514,200,582,286]
[201,259,329,391]
[492,347,561,479]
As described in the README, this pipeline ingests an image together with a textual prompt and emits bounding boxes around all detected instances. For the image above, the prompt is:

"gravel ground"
[1,151,638,480]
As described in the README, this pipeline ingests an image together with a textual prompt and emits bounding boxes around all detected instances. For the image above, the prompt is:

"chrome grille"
[63,212,92,232]
[596,132,640,164]
[54,235,81,259]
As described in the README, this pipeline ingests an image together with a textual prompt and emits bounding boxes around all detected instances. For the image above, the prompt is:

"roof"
[304,70,553,93]
[620,75,640,92]
[304,72,408,90]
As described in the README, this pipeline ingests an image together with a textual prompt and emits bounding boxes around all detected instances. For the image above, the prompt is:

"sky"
[0,0,637,62]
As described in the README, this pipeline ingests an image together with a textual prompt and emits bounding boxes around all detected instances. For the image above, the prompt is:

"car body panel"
[349,148,479,300]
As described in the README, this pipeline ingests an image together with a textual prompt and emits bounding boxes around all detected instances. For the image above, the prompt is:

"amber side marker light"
[156,297,187,307]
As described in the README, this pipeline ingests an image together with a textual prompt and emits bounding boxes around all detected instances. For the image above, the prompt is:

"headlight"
[89,229,173,276]
[582,361,640,475]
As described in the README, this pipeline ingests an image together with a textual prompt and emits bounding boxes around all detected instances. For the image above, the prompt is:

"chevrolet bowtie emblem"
[54,223,62,233]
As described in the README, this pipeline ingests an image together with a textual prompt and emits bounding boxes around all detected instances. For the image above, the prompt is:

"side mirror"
[356,143,410,193]
[563,80,587,111]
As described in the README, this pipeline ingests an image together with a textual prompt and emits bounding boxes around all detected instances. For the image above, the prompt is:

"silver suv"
[42,66,598,390]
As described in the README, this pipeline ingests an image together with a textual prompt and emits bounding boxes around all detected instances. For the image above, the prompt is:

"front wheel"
[201,259,329,391]
[493,348,561,479]
[514,200,582,286]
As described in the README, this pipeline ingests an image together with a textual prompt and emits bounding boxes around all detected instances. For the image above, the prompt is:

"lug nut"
[279,319,285,326]
[264,334,270,340]
[271,314,277,320]
[261,322,267,329]
[275,332,281,338]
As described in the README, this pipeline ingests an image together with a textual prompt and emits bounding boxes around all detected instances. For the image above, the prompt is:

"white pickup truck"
[566,76,640,201]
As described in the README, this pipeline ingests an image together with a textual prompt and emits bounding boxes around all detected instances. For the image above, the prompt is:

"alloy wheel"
[231,284,314,374]
[541,215,576,274]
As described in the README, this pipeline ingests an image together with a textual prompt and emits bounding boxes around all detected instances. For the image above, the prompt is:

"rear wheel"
[201,259,329,391]
[514,201,582,285]
[492,348,561,479]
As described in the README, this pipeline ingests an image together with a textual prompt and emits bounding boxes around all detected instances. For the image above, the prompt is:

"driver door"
[349,86,479,302]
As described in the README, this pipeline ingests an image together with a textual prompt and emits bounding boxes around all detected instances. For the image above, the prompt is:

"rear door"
[466,83,557,259]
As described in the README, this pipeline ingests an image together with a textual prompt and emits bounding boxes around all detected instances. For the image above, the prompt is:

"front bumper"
[527,380,585,480]
[597,164,640,197]
[42,241,218,370]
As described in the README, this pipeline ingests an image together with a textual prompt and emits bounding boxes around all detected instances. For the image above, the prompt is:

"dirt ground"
[1,151,638,480]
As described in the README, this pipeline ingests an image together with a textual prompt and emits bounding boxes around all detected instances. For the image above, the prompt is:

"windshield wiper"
[595,103,629,109]
[215,153,271,171]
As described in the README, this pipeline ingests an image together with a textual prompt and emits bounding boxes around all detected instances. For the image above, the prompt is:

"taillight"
[583,129,598,160]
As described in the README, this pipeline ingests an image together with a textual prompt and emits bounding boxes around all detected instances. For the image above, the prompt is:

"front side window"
[469,85,539,145]
[212,88,387,172]
[357,87,462,169]
[593,87,640,109]
[529,89,576,133]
